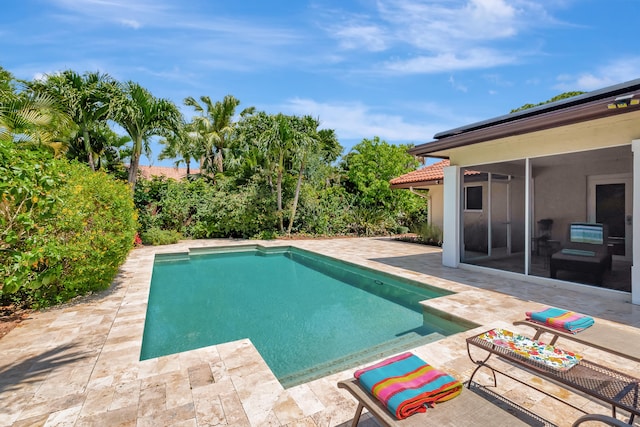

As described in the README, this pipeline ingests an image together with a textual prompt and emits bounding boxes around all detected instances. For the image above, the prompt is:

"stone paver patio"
[2,238,640,426]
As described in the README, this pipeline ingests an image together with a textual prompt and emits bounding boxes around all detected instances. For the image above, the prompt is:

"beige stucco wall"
[445,112,640,167]
[428,185,444,231]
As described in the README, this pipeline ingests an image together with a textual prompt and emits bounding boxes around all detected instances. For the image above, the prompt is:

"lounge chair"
[550,222,612,285]
[337,378,531,426]
[513,318,640,363]
[572,414,632,427]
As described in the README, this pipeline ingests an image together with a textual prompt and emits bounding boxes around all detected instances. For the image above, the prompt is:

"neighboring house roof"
[390,159,480,189]
[410,77,640,157]
[138,165,200,180]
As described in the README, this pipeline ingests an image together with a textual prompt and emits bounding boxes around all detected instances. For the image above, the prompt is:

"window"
[465,185,483,211]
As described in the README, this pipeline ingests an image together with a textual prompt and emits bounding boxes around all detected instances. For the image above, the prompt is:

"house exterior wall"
[446,113,639,167]
[428,185,444,231]
[436,110,640,303]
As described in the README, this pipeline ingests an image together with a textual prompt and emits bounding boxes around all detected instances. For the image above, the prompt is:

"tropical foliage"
[510,91,586,113]
[0,140,137,307]
[113,81,182,188]
[1,63,431,308]
[27,70,117,170]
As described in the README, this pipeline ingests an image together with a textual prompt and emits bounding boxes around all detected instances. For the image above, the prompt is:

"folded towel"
[354,352,462,420]
[526,307,595,334]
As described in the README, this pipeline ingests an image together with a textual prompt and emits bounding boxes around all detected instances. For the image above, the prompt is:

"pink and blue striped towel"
[354,352,462,420]
[526,307,594,334]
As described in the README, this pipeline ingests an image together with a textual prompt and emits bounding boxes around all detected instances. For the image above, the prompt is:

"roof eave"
[410,97,640,157]
[390,180,441,189]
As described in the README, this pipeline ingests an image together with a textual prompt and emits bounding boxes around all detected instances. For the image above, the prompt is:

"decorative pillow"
[477,328,582,371]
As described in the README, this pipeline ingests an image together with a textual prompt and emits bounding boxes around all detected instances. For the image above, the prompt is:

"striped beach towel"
[526,307,595,334]
[354,352,463,420]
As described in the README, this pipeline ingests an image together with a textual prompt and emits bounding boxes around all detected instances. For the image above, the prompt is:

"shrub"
[413,222,443,246]
[1,141,137,307]
[294,184,354,235]
[1,141,62,299]
[140,227,182,245]
[254,230,277,240]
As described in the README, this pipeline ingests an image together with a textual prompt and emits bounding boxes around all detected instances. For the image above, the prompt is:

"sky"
[2,0,640,167]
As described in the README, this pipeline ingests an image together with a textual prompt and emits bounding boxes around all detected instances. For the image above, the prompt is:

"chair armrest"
[571,414,630,427]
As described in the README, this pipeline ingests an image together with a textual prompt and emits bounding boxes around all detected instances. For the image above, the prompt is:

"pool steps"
[278,330,447,388]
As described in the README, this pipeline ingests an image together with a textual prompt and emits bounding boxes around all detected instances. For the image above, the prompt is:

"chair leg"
[351,403,364,427]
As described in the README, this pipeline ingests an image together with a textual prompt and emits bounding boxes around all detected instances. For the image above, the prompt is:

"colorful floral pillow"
[478,328,582,371]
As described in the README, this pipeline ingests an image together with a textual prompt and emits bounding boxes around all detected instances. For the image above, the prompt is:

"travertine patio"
[1,238,640,426]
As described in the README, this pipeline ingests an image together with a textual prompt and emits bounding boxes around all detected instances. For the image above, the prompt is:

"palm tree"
[158,120,201,175]
[184,94,241,176]
[259,113,296,232]
[0,91,70,151]
[285,117,341,234]
[1,68,72,149]
[112,81,182,189]
[28,70,116,170]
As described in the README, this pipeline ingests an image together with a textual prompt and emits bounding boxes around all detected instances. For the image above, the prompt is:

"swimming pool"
[141,245,473,387]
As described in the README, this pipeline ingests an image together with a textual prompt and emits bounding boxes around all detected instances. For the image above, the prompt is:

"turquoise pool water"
[141,246,470,387]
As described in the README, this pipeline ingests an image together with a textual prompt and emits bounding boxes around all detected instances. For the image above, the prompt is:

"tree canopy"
[510,91,586,113]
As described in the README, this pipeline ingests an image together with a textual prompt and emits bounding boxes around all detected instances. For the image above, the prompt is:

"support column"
[443,165,461,267]
[524,158,531,276]
[487,173,492,257]
[631,140,640,304]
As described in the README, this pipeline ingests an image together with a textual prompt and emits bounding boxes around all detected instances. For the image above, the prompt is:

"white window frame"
[464,185,483,212]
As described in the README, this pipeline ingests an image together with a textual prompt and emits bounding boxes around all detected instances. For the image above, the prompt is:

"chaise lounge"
[337,378,531,426]
[550,222,612,285]
[339,378,632,426]
[513,317,640,363]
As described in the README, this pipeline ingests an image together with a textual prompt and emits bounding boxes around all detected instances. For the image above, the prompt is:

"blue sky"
[2,0,639,166]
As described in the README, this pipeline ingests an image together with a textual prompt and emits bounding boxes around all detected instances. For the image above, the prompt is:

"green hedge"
[0,141,137,307]
[134,175,277,239]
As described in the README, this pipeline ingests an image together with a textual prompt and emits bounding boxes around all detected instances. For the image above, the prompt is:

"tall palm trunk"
[276,154,284,233]
[82,126,96,171]
[128,137,142,190]
[287,156,306,235]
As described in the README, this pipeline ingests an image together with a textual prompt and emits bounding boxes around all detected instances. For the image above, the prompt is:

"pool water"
[141,246,471,387]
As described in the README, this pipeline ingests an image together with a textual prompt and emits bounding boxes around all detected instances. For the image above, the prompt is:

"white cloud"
[554,57,640,91]
[48,0,169,27]
[321,0,560,74]
[378,0,523,49]
[383,49,515,74]
[332,24,388,52]
[120,19,142,29]
[448,75,468,92]
[280,98,443,143]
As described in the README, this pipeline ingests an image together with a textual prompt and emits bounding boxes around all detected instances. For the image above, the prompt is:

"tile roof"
[390,159,450,186]
[138,165,200,180]
[390,159,480,188]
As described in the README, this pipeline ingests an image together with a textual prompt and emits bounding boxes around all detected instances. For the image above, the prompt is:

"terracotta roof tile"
[138,165,200,180]
[390,159,480,187]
